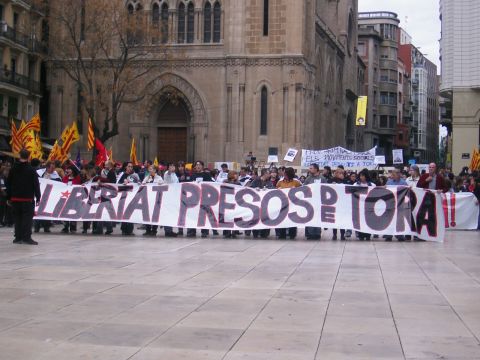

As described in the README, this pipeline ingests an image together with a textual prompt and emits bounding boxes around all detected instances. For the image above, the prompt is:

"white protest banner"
[35,179,448,242]
[442,192,479,230]
[393,149,404,164]
[284,148,298,162]
[301,146,376,168]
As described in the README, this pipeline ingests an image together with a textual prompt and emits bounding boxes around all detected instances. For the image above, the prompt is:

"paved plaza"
[0,227,479,360]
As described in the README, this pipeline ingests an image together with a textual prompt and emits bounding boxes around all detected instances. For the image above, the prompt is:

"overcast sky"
[359,0,441,71]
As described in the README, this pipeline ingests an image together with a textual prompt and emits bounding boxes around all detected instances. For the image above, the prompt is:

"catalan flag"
[130,138,138,165]
[87,118,95,150]
[10,121,22,154]
[153,157,159,167]
[470,148,480,171]
[60,121,80,155]
[17,114,41,139]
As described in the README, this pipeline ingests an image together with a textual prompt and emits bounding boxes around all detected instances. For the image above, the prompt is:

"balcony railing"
[0,22,29,48]
[0,22,47,54]
[0,69,41,94]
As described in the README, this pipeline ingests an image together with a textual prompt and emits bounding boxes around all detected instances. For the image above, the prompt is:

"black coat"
[6,161,41,202]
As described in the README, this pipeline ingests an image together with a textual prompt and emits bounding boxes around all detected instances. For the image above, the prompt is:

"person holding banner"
[417,163,449,193]
[303,164,325,240]
[355,169,375,241]
[119,162,141,235]
[329,168,348,240]
[94,160,116,235]
[142,165,165,236]
[276,167,300,239]
[249,169,274,239]
[187,161,213,238]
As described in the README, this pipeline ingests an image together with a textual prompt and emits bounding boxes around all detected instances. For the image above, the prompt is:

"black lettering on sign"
[197,184,219,227]
[178,183,200,227]
[219,185,235,228]
[345,186,368,230]
[95,185,118,220]
[395,187,412,232]
[83,185,101,220]
[59,187,88,219]
[235,188,260,228]
[320,185,338,223]
[288,187,314,224]
[123,186,150,222]
[36,184,54,217]
[116,185,134,220]
[416,191,437,237]
[409,189,417,232]
[364,187,395,231]
[151,186,169,223]
[261,190,289,226]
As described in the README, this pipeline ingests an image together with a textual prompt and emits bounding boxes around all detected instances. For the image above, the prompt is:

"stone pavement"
[0,227,479,360]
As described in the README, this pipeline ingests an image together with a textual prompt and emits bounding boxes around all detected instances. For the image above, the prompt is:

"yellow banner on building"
[356,96,368,126]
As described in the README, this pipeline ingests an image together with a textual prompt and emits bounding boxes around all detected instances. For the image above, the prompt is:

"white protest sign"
[284,148,298,162]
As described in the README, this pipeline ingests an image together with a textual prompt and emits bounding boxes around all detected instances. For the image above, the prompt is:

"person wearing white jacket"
[142,165,164,236]
[142,165,164,185]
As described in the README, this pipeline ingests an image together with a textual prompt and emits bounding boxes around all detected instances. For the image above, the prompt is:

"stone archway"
[139,73,208,162]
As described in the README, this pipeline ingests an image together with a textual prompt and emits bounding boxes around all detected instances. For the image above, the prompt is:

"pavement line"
[313,239,347,359]
[373,242,407,360]
[220,240,320,360]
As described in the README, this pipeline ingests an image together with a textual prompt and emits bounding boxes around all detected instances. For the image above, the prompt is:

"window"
[263,0,269,36]
[0,5,3,21]
[152,3,160,24]
[380,92,388,105]
[358,42,366,56]
[161,3,169,43]
[388,92,397,105]
[204,2,212,43]
[389,116,397,128]
[80,0,86,41]
[260,86,268,135]
[187,2,194,43]
[178,3,185,43]
[0,94,3,113]
[380,115,388,128]
[8,96,18,118]
[373,91,377,105]
[213,1,221,42]
[398,72,403,84]
[380,69,389,82]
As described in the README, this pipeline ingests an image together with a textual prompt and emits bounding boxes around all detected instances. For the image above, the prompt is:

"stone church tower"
[47,0,360,165]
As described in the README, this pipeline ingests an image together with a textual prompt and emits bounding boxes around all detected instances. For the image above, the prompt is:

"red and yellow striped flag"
[87,118,95,150]
[61,122,80,155]
[470,148,480,171]
[10,121,22,154]
[17,114,41,139]
[130,138,138,165]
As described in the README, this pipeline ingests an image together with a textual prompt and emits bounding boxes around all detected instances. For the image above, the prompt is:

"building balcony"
[0,22,47,54]
[0,22,29,49]
[0,70,41,94]
[412,78,419,88]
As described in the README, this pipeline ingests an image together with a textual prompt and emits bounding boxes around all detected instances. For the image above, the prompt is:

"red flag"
[94,138,109,166]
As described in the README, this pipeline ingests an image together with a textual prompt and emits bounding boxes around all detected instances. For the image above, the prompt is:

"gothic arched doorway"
[157,94,190,163]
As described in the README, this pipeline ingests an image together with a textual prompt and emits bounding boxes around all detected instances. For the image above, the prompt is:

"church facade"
[47,0,360,165]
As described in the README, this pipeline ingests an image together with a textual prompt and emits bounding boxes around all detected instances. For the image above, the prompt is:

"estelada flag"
[87,118,95,150]
[61,122,80,154]
[130,138,138,165]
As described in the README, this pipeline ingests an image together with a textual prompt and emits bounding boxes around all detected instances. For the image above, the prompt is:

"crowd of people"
[2,150,480,245]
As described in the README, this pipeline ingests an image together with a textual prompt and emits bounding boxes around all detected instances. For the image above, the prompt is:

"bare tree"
[42,0,166,143]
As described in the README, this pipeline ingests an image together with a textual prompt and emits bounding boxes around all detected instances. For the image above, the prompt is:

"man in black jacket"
[6,149,41,245]
[187,161,213,238]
